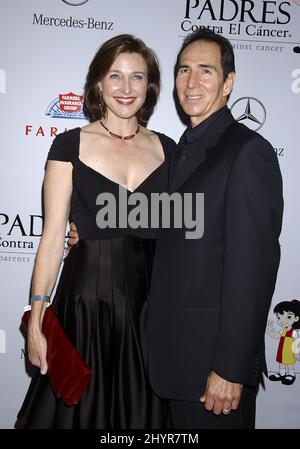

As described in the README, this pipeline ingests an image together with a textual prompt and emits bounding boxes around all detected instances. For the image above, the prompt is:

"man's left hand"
[67,222,79,247]
[200,370,243,415]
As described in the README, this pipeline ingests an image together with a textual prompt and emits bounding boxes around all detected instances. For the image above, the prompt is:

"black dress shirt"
[175,106,228,171]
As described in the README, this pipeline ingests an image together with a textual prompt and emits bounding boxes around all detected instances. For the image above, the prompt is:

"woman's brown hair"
[84,34,160,126]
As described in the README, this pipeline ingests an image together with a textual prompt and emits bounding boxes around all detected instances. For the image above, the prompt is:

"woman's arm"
[28,160,73,374]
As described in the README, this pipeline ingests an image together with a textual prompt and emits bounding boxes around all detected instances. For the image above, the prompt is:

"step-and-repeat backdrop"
[0,0,299,429]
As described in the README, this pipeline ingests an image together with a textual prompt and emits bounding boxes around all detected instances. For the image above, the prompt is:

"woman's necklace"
[99,120,140,140]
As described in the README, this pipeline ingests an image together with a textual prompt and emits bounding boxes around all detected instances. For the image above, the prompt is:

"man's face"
[176,40,235,127]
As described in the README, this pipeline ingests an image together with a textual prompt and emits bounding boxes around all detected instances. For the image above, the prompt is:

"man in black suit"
[148,29,283,429]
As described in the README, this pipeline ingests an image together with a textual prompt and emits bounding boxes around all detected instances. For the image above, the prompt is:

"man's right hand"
[67,222,79,247]
[200,370,243,415]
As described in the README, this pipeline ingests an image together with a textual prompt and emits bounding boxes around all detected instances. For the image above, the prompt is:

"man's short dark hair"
[175,29,235,81]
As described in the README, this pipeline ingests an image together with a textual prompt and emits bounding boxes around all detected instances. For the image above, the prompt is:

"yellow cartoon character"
[266,299,300,385]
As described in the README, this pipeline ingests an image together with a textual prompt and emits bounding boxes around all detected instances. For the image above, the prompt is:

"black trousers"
[169,386,257,429]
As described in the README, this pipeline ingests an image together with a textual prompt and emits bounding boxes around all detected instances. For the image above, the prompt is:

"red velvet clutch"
[22,305,92,406]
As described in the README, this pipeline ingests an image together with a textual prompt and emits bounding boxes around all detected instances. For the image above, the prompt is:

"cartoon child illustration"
[266,299,300,385]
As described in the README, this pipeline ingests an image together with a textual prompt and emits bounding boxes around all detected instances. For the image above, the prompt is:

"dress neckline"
[74,127,167,193]
[77,157,166,193]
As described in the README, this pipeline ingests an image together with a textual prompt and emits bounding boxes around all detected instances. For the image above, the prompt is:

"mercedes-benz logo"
[62,0,89,6]
[230,97,266,131]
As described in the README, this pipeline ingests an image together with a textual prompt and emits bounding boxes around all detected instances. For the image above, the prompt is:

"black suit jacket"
[148,109,283,401]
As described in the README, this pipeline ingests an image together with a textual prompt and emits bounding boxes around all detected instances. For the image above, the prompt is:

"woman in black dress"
[18,34,175,428]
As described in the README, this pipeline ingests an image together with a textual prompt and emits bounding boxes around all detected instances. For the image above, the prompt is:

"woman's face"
[98,52,148,121]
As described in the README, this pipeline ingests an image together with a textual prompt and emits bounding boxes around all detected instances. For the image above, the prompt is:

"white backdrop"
[0,0,299,429]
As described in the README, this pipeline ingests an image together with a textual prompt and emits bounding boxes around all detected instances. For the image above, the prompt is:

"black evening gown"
[17,127,175,429]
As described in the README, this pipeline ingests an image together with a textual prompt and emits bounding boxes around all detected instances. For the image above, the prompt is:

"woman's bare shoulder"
[140,126,159,141]
[141,126,175,145]
[81,121,101,134]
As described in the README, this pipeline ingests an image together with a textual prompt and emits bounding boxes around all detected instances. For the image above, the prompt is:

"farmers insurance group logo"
[181,0,292,40]
[46,92,86,119]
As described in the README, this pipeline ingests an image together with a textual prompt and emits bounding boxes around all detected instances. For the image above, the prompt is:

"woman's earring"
[99,91,104,112]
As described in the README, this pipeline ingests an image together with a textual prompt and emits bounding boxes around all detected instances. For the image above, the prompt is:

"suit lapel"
[170,140,206,192]
[171,109,235,192]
